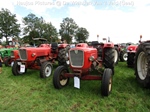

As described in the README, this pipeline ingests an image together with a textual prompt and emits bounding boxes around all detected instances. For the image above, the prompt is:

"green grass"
[0,62,150,112]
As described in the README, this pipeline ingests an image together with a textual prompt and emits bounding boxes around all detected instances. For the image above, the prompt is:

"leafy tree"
[22,13,40,35]
[22,13,58,43]
[0,8,20,44]
[75,27,89,43]
[59,17,78,43]
[41,22,58,43]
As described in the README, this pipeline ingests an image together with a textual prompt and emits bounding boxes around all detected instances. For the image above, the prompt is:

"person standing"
[0,45,3,73]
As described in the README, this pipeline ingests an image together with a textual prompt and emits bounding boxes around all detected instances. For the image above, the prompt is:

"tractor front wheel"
[40,61,53,78]
[5,57,12,67]
[2,56,9,64]
[53,65,69,89]
[101,68,113,96]
[12,61,26,76]
[135,42,150,88]
[120,51,128,62]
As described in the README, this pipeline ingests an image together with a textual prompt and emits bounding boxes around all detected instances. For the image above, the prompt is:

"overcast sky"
[0,0,150,43]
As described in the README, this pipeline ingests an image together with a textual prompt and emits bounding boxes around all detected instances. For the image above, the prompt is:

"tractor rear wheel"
[103,48,115,74]
[40,61,53,78]
[127,53,135,67]
[53,65,70,89]
[101,68,113,96]
[135,42,150,88]
[12,61,26,76]
[120,51,128,62]
[58,46,70,66]
[114,47,119,65]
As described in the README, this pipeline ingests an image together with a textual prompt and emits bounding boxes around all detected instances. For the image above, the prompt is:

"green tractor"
[0,47,18,66]
[0,40,19,66]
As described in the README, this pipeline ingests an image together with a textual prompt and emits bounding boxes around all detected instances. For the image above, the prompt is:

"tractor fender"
[36,58,48,66]
[103,42,114,48]
[58,44,70,48]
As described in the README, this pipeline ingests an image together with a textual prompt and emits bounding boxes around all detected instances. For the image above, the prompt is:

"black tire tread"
[53,66,69,89]
[101,68,113,96]
[40,61,52,78]
[103,48,115,74]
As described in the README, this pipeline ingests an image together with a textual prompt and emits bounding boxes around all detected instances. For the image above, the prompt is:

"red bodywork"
[12,43,69,70]
[127,45,138,53]
[10,50,19,63]
[63,42,114,80]
[14,44,68,69]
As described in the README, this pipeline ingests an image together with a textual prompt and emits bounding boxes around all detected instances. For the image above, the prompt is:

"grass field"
[0,62,150,112]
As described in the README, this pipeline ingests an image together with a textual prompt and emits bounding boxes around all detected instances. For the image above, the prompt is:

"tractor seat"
[91,41,99,48]
[51,42,58,53]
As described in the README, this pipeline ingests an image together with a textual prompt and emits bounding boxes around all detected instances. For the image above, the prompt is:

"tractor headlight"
[31,53,36,57]
[89,56,95,61]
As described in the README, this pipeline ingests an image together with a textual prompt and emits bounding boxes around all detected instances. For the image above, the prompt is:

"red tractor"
[134,35,150,87]
[12,38,70,78]
[53,41,115,96]
[127,44,138,67]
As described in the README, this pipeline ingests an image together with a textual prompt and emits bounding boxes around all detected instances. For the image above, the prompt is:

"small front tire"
[53,65,69,89]
[101,68,113,96]
[12,61,26,76]
[40,61,53,78]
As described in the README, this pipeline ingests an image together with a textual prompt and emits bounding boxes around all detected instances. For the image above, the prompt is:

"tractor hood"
[19,45,51,61]
[127,45,138,52]
[69,46,98,71]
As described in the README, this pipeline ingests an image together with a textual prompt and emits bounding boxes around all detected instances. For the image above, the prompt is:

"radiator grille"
[19,49,27,60]
[70,50,84,67]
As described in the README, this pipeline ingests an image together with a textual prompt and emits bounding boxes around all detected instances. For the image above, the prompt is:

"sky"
[0,0,150,44]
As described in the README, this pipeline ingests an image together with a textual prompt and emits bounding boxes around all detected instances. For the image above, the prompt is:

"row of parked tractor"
[0,35,149,97]
[115,35,150,88]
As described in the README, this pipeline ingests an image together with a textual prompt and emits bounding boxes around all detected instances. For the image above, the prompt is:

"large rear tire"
[53,66,70,89]
[127,53,135,67]
[114,47,119,65]
[135,42,150,88]
[103,48,115,74]
[57,46,70,66]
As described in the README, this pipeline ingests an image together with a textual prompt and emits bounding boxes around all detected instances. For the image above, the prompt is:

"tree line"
[0,8,89,45]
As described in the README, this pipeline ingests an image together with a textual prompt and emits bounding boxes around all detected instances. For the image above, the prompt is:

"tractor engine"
[69,43,98,73]
[11,50,19,59]
[18,44,51,61]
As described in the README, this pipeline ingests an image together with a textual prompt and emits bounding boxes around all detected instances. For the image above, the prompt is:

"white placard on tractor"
[20,65,25,73]
[74,76,80,89]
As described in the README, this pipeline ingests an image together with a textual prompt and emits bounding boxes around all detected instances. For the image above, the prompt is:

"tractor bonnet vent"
[19,49,27,60]
[70,50,84,67]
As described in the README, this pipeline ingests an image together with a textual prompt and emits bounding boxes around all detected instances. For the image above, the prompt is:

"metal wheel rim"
[108,78,112,92]
[123,53,128,61]
[137,52,148,80]
[66,53,69,65]
[114,50,118,63]
[60,78,68,86]
[45,65,52,77]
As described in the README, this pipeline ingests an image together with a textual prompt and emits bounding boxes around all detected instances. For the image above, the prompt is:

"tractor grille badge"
[74,50,78,54]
